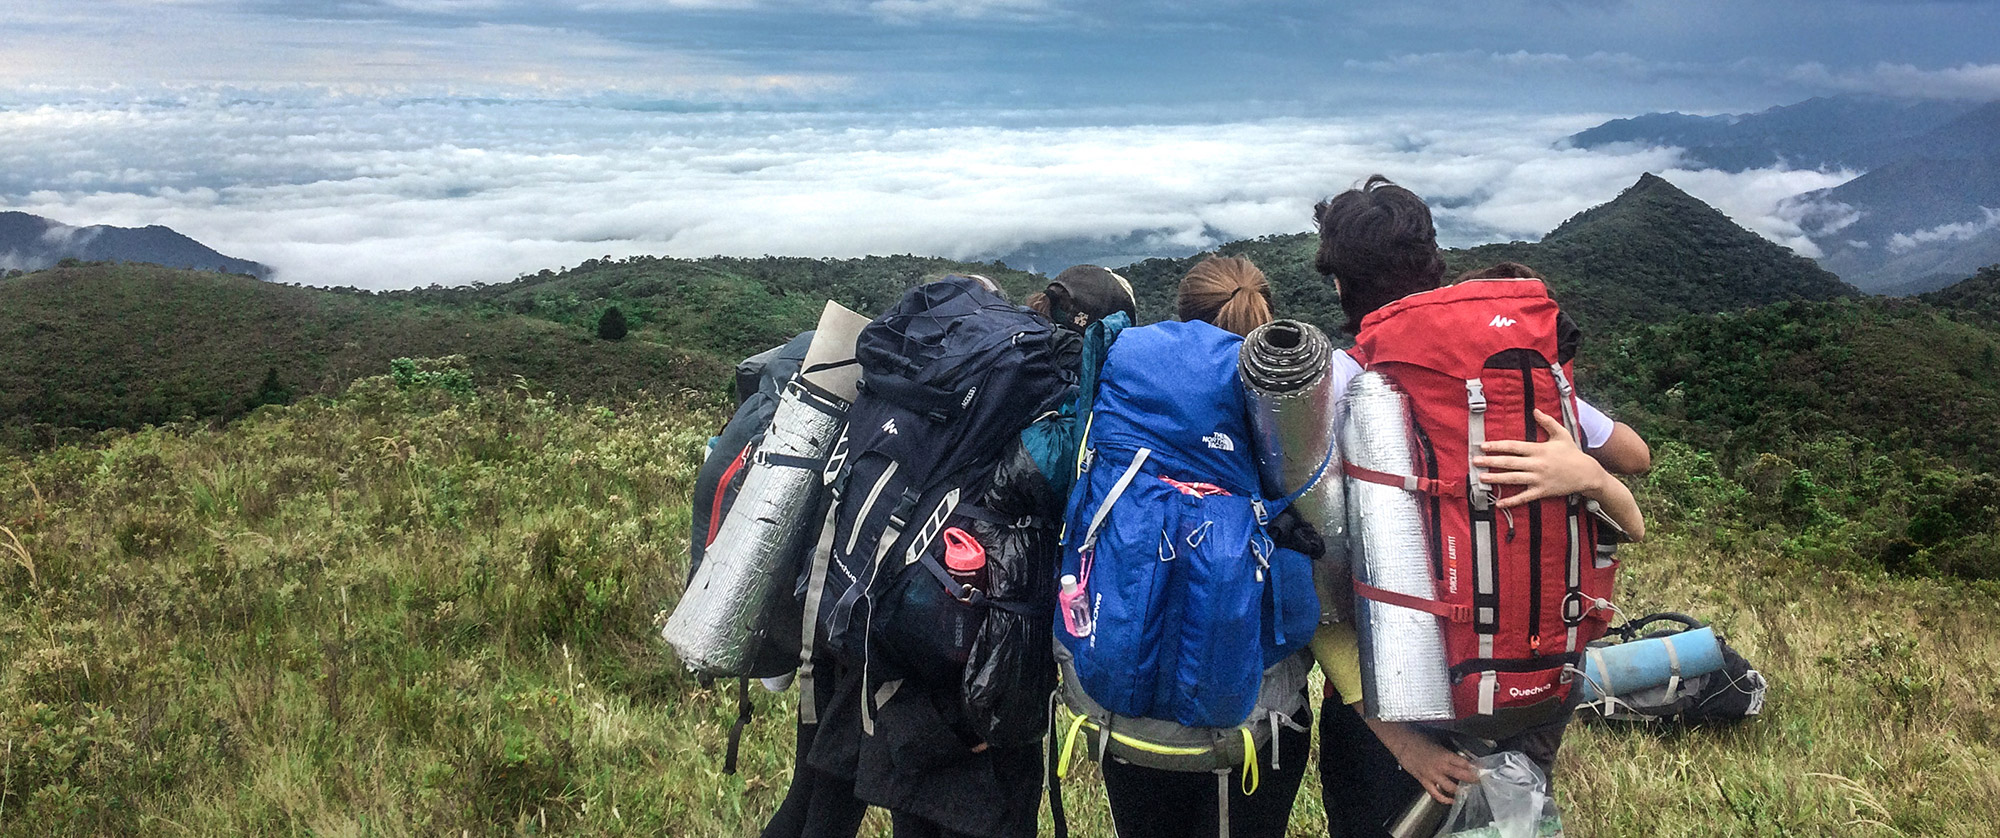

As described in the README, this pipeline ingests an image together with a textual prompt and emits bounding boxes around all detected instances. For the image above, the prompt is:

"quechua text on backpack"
[1347,278,1616,736]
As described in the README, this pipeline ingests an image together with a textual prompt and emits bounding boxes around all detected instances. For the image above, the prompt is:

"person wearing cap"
[1027,265,1140,333]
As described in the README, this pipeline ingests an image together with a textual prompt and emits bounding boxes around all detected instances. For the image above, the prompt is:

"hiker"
[1028,265,1141,334]
[791,270,1136,838]
[1085,254,1320,838]
[1307,176,1649,838]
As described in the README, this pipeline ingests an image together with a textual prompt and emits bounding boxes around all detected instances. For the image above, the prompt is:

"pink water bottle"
[942,528,987,592]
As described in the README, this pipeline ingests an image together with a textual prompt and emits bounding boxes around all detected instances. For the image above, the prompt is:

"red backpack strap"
[1353,580,1473,623]
[705,444,754,548]
[1342,461,1466,498]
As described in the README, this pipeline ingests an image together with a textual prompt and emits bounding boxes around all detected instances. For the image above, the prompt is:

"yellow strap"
[1239,728,1259,796]
[1057,712,1089,780]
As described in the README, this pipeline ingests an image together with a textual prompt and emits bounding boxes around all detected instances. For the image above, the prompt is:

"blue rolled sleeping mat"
[1578,620,1725,703]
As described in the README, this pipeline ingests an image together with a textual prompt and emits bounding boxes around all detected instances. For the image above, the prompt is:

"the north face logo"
[1203,432,1235,452]
[1489,316,1518,328]
[881,418,899,435]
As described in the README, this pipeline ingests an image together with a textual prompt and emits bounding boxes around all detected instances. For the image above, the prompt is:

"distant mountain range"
[1571,96,2000,294]
[0,211,271,278]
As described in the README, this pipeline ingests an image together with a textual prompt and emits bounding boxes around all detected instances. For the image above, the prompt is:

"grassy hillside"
[2,379,1996,836]
[0,263,726,448]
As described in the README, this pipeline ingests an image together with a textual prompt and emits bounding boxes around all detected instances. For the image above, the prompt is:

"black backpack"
[686,330,817,680]
[1580,613,1768,724]
[812,278,1072,717]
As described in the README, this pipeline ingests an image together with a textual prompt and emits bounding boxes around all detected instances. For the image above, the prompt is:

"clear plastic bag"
[1438,751,1564,838]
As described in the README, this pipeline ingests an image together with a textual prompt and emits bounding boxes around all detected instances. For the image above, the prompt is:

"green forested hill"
[1108,174,1857,339]
[1455,173,1857,332]
[1589,297,2000,578]
[1593,297,2000,471]
[1921,264,2000,322]
[378,253,1049,364]
[0,264,725,447]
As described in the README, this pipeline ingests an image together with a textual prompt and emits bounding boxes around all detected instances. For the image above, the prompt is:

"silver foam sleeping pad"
[1239,319,1349,624]
[663,301,869,678]
[663,381,846,675]
[1342,371,1455,722]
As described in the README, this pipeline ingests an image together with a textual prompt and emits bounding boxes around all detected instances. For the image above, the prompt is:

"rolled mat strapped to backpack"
[1578,612,1768,724]
[1239,319,1351,627]
[663,301,869,679]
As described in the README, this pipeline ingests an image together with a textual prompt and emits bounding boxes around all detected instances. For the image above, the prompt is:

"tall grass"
[1,379,1995,836]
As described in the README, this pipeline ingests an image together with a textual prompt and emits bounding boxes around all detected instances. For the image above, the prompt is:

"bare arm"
[1362,711,1481,804]
[1590,421,1651,475]
[1473,411,1645,542]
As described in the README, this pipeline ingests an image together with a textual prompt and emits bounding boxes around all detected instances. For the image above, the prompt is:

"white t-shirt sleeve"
[1576,396,1614,450]
[1334,351,1615,449]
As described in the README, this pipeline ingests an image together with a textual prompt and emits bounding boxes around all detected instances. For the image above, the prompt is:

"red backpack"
[1348,278,1617,732]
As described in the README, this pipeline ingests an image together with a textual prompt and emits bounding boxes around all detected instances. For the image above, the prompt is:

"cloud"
[0,95,1864,290]
[1786,61,2000,100]
[867,0,1058,22]
[0,5,851,96]
[1888,207,2000,253]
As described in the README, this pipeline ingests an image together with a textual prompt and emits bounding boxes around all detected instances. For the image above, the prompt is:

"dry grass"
[1,380,1995,836]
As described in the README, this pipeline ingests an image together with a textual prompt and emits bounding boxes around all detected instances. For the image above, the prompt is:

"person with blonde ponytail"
[1092,253,1314,838]
[1176,255,1275,337]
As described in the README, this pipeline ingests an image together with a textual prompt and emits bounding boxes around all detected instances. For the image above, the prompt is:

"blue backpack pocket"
[1164,492,1266,728]
[1064,463,1181,720]
[1262,544,1319,668]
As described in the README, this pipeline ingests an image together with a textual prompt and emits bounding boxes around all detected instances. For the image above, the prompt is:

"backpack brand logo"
[1202,432,1236,452]
[1508,682,1554,699]
[880,418,899,436]
[960,387,978,409]
[1489,316,1518,328]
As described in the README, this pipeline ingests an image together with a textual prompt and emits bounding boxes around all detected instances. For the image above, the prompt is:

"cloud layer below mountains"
[1,96,1855,289]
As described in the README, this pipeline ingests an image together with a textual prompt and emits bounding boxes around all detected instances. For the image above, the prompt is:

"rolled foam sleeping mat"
[1579,626,1726,703]
[1239,319,1350,624]
[1342,371,1455,722]
[663,302,868,677]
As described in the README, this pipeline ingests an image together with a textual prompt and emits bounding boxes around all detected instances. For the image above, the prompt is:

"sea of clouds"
[0,93,1856,289]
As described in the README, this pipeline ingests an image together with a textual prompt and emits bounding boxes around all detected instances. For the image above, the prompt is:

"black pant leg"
[889,810,985,838]
[1316,701,1425,838]
[764,660,870,838]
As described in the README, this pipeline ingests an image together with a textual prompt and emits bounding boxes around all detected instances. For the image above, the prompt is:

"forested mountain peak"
[1451,173,1857,329]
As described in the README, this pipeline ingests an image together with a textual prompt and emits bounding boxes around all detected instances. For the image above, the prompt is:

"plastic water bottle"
[942,527,987,592]
[1060,574,1093,638]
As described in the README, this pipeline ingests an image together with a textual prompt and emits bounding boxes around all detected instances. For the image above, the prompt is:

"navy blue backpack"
[815,277,1072,697]
[1056,320,1319,729]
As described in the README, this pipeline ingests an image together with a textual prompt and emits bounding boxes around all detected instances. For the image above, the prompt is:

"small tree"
[596,306,629,341]
[246,367,294,411]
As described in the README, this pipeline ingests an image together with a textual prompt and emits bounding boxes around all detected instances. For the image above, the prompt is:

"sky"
[3,0,1997,287]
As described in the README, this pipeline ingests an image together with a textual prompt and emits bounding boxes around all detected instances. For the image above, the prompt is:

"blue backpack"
[1056,320,1319,729]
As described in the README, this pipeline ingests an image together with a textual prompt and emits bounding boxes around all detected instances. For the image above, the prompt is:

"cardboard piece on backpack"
[802,300,870,402]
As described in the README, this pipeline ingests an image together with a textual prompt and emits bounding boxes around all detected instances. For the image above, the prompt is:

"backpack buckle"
[1252,499,1271,525]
